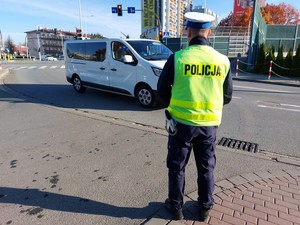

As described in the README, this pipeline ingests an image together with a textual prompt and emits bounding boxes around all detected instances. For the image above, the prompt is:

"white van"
[64,38,172,108]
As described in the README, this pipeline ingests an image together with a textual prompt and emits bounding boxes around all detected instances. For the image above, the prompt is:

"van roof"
[65,38,160,43]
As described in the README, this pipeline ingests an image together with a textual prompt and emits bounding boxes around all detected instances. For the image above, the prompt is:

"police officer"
[157,12,233,221]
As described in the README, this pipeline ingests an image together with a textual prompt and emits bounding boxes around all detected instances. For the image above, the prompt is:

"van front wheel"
[136,85,155,108]
[73,75,86,93]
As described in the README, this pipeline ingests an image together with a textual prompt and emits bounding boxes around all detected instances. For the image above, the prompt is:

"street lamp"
[25,36,28,59]
[59,33,64,54]
[37,25,42,60]
[153,14,162,40]
[83,14,94,39]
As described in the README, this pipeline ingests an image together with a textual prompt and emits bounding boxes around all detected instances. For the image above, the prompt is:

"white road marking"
[257,104,300,112]
[50,66,57,69]
[38,66,47,69]
[13,66,27,70]
[280,103,300,108]
[234,85,295,93]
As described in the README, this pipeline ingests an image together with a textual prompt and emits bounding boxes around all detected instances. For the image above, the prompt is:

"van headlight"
[152,67,162,76]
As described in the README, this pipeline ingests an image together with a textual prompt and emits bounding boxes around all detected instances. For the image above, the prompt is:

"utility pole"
[0,30,3,60]
[36,25,42,60]
[78,0,83,32]
[25,36,28,59]
[247,0,257,70]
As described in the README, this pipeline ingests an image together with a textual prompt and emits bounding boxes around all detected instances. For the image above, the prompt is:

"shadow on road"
[0,187,163,219]
[1,83,166,111]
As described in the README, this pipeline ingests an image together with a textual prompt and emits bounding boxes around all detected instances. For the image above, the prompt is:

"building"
[161,0,188,37]
[233,0,265,17]
[141,0,192,40]
[192,5,218,28]
[14,45,28,56]
[25,28,76,59]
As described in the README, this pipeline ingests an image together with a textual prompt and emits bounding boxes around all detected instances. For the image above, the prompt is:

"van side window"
[112,41,133,62]
[86,42,106,62]
[67,43,85,60]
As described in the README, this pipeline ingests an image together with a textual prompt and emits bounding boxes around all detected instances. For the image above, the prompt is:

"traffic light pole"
[78,0,83,32]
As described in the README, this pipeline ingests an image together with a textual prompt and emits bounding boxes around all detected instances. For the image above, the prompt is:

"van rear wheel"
[136,84,155,108]
[73,75,86,93]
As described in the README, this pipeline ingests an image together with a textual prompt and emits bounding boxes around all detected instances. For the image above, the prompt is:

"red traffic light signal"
[117,4,122,16]
[76,28,82,40]
[159,31,163,41]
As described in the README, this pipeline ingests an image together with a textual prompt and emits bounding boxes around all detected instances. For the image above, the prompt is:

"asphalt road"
[0,61,299,225]
[2,61,300,157]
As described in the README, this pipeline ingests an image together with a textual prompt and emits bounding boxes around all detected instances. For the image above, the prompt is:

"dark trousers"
[167,122,217,209]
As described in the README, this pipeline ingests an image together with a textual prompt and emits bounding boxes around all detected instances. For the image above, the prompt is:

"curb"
[143,169,300,225]
[232,76,300,88]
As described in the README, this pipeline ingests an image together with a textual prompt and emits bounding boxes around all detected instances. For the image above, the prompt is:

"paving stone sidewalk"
[144,169,300,225]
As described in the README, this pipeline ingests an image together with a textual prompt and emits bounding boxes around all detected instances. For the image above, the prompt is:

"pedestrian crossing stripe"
[4,65,65,70]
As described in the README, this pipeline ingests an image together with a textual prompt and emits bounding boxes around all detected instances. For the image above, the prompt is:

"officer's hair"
[190,28,210,38]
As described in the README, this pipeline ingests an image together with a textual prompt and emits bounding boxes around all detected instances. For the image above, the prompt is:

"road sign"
[112,7,117,13]
[127,7,135,13]
[163,32,170,37]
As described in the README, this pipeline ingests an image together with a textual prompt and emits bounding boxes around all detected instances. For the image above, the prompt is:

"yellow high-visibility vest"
[168,45,230,126]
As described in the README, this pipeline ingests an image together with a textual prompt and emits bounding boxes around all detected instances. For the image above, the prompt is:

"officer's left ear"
[207,29,211,38]
[187,28,192,39]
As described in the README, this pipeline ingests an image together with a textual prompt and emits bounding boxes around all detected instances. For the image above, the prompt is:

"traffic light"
[159,31,163,42]
[76,28,82,40]
[117,4,122,16]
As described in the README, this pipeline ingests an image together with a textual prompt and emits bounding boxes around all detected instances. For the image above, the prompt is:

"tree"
[218,2,300,26]
[292,44,300,77]
[293,44,300,68]
[276,46,284,66]
[218,12,236,26]
[274,45,284,75]
[266,45,275,63]
[235,7,253,27]
[4,36,15,54]
[254,43,267,73]
[262,3,300,25]
[90,33,104,39]
[284,48,293,75]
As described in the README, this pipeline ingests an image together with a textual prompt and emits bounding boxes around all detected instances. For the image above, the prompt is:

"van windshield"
[127,40,173,61]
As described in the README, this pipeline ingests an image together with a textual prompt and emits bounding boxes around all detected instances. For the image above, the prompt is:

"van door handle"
[111,68,117,71]
[100,67,105,70]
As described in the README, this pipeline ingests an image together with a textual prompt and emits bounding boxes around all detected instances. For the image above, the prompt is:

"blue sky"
[0,0,299,45]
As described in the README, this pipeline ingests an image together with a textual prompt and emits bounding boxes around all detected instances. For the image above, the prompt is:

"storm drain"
[217,137,259,153]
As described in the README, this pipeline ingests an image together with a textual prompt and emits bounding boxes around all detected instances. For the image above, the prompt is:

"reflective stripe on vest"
[168,45,230,126]
[169,108,219,122]
[170,99,222,110]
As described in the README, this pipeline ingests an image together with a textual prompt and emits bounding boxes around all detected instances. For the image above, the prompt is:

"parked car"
[46,56,58,61]
[41,55,58,61]
[41,55,51,61]
[58,55,64,61]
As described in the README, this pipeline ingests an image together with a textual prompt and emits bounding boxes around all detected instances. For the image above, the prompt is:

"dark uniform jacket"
[157,36,233,106]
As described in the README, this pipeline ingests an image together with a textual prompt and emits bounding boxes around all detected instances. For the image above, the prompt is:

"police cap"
[184,12,215,29]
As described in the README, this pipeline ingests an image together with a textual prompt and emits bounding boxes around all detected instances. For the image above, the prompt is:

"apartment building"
[25,28,75,59]
[141,0,192,39]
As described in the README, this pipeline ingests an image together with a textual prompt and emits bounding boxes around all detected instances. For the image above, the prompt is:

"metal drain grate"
[217,137,259,153]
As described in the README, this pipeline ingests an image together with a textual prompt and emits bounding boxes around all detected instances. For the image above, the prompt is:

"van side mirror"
[123,55,134,63]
